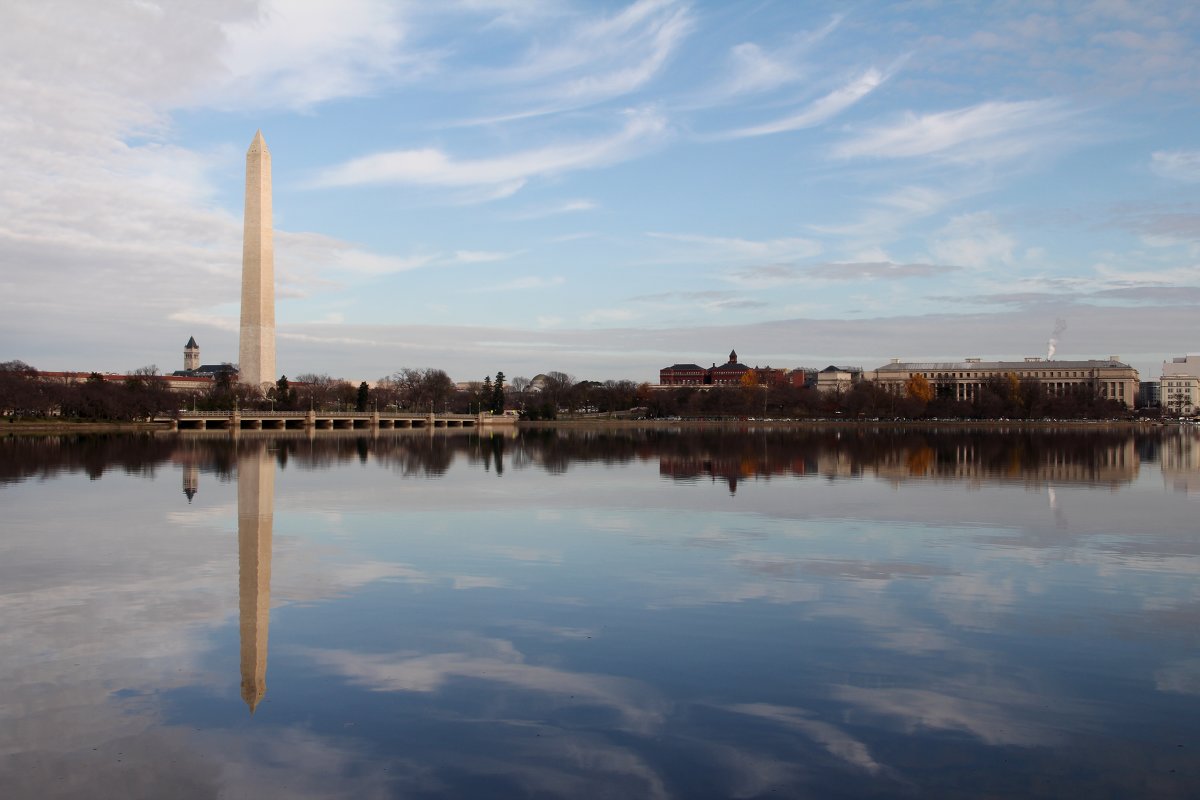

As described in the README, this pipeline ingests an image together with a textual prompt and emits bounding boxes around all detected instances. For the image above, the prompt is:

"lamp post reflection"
[237,442,274,714]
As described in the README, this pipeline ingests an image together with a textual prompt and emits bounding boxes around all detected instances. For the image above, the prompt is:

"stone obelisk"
[238,442,274,714]
[238,130,275,388]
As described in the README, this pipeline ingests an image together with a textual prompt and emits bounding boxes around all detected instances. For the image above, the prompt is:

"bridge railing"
[170,409,480,418]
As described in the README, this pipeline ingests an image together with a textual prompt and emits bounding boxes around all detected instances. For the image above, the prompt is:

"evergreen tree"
[481,376,493,414]
[209,370,235,411]
[273,375,296,410]
[356,381,370,412]
[492,371,506,413]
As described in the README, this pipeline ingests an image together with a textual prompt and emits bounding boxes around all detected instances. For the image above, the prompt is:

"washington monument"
[238,130,275,387]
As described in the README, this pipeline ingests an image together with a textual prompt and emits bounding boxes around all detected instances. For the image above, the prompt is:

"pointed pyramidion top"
[248,129,268,153]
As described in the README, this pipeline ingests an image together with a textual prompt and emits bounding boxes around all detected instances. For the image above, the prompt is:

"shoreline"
[2,417,1173,436]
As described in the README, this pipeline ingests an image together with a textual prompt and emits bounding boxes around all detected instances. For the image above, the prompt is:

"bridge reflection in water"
[237,442,273,714]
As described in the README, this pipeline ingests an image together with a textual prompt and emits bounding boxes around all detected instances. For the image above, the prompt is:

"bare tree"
[387,368,455,412]
[294,373,339,410]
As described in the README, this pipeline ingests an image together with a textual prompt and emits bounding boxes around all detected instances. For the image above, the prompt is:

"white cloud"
[270,236,522,289]
[314,107,669,191]
[168,310,239,333]
[723,41,804,96]
[834,99,1074,164]
[509,199,599,220]
[476,275,566,292]
[581,307,637,324]
[212,0,420,110]
[452,575,509,590]
[1150,149,1200,182]
[647,232,822,263]
[806,262,957,281]
[279,231,440,277]
[721,68,887,139]
[929,212,1017,269]
[702,15,843,102]
[453,249,521,263]
[806,184,956,243]
[489,0,694,108]
[313,312,345,324]
[878,185,950,216]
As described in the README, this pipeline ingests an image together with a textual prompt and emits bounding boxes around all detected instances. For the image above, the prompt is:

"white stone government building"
[1161,355,1200,416]
[657,350,1141,408]
[870,357,1140,407]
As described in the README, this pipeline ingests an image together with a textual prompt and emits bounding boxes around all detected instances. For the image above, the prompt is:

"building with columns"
[870,357,1140,408]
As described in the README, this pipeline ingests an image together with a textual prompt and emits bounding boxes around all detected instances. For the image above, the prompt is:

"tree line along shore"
[2,360,1146,425]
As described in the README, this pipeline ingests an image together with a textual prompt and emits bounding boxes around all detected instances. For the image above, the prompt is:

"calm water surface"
[2,426,1199,798]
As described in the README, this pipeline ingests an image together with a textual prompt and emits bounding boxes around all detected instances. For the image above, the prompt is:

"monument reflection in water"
[237,442,273,714]
[1,426,1198,799]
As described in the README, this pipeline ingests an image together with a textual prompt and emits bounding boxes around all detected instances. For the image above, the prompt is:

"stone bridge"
[160,410,517,431]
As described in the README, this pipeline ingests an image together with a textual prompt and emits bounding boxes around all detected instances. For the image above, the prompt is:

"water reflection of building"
[238,443,274,713]
[871,439,1139,487]
[1161,430,1200,493]
[659,435,1140,491]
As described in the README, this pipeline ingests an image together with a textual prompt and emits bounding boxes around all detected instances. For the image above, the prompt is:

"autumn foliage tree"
[905,374,935,403]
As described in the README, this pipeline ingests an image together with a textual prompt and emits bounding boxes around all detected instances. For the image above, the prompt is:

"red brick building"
[659,350,789,387]
[658,363,707,385]
[708,350,751,385]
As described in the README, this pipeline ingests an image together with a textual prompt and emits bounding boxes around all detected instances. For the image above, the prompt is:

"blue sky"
[2,1,1198,382]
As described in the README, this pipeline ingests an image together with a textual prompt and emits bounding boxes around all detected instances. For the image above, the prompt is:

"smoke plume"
[1046,318,1067,360]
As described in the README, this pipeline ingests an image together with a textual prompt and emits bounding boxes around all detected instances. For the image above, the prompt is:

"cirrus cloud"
[833,99,1076,164]
[313,107,670,193]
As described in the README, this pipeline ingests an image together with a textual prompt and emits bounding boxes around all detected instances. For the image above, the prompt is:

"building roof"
[711,361,749,372]
[662,363,704,371]
[820,365,862,373]
[173,363,237,377]
[185,336,198,349]
[875,359,1132,372]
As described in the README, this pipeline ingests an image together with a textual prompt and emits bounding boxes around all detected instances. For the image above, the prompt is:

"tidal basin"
[2,426,1198,798]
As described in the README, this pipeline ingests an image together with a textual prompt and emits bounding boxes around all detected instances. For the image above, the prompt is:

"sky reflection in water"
[1,427,1198,798]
